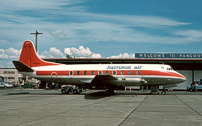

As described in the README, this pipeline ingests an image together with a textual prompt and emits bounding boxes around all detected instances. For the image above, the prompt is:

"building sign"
[135,53,202,59]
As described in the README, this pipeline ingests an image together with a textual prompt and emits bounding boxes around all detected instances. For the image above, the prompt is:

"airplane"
[13,40,186,95]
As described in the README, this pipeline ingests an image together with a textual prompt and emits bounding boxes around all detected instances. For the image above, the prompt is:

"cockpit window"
[167,67,173,71]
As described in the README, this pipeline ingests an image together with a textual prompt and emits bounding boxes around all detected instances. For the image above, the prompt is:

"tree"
[65,54,73,59]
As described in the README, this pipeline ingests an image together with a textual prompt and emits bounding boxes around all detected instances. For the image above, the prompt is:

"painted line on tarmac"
[175,95,202,116]
[118,95,148,126]
[18,95,116,126]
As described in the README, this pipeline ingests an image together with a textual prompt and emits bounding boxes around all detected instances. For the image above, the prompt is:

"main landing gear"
[161,88,166,95]
[106,89,114,96]
[61,86,82,94]
[150,86,166,95]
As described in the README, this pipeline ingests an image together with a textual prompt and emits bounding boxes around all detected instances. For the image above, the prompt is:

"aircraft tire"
[106,90,112,96]
[73,89,78,94]
[61,89,66,94]
[161,91,166,95]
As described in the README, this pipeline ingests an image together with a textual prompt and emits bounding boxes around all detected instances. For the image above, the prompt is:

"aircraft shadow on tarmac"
[84,91,111,100]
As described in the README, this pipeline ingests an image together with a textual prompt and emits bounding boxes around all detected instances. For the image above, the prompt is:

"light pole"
[30,30,43,52]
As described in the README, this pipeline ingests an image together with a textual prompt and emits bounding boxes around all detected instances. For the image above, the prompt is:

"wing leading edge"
[91,74,117,84]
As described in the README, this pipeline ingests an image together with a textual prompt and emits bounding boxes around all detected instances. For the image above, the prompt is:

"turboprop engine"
[112,78,146,86]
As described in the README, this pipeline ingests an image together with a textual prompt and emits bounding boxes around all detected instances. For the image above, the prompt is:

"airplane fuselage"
[19,64,186,86]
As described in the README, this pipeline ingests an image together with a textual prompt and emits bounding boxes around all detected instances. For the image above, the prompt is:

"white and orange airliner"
[13,41,186,95]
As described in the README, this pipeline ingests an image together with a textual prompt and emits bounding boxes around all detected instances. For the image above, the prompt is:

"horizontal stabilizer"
[12,61,34,72]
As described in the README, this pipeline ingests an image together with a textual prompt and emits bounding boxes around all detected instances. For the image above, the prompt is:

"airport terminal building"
[43,53,202,90]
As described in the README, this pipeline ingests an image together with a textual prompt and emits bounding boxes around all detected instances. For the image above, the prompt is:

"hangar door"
[174,70,192,90]
[194,70,202,82]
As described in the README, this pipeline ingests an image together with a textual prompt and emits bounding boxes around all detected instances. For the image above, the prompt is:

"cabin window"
[120,70,124,75]
[84,71,87,75]
[105,70,109,74]
[92,71,95,75]
[77,71,80,75]
[99,70,102,74]
[113,70,116,75]
[128,70,131,75]
[69,71,73,75]
[136,70,139,75]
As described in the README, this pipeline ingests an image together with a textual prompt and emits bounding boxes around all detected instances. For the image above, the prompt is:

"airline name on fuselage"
[107,65,142,69]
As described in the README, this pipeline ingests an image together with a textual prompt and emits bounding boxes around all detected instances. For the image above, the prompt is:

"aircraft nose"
[181,76,186,82]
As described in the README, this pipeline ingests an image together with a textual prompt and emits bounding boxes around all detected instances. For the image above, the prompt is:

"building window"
[92,71,95,75]
[77,71,80,75]
[113,70,116,75]
[84,71,87,75]
[120,70,124,75]
[3,71,15,74]
[8,71,15,74]
[128,70,131,75]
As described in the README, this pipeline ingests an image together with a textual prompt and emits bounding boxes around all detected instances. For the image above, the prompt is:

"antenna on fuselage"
[159,62,164,65]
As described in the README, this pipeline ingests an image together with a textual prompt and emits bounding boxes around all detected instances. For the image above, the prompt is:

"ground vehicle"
[0,83,6,88]
[187,81,202,92]
[61,85,82,94]
[4,83,14,88]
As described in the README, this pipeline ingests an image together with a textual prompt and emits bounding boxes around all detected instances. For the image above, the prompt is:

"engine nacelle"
[113,78,146,86]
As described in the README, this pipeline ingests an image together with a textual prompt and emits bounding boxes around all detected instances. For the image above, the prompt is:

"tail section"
[19,40,59,67]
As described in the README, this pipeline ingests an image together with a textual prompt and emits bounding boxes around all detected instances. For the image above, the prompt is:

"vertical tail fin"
[19,40,59,67]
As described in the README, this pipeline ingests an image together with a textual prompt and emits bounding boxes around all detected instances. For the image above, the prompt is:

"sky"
[0,0,202,68]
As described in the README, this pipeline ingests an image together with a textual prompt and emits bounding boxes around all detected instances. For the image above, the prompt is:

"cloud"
[5,48,21,57]
[40,47,65,58]
[108,53,135,58]
[91,53,101,58]
[50,30,66,38]
[71,13,191,28]
[174,30,202,42]
[0,0,196,46]
[0,0,79,11]
[0,48,21,68]
[64,46,94,57]
[0,54,8,59]
[39,45,101,59]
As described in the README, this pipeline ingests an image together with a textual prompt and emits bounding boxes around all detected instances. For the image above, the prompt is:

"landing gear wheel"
[161,91,166,95]
[61,89,66,94]
[106,89,114,96]
[106,90,112,96]
[73,89,78,94]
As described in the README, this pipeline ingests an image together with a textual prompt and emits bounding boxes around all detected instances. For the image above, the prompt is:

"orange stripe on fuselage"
[36,70,185,79]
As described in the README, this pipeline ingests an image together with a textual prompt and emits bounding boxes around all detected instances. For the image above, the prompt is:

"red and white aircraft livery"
[13,41,186,95]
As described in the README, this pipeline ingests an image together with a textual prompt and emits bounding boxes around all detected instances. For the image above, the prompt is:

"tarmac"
[0,88,202,126]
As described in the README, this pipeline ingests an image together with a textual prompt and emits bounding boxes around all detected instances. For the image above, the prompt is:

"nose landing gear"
[161,88,166,95]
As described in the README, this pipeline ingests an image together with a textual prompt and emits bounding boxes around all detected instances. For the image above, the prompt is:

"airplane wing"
[91,74,118,84]
[12,61,34,72]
